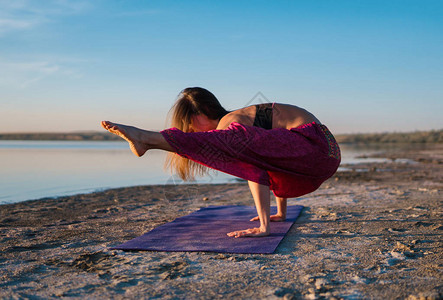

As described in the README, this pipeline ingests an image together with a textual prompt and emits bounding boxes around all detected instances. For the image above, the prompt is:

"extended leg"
[101,121,174,156]
[227,181,271,238]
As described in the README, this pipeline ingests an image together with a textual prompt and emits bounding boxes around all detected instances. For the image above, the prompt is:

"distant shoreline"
[335,129,442,144]
[0,129,441,143]
[0,132,120,141]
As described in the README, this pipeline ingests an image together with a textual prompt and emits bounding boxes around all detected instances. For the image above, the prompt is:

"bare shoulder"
[216,106,256,130]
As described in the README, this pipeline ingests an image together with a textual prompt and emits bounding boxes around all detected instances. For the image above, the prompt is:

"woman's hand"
[227,227,270,238]
[250,214,286,222]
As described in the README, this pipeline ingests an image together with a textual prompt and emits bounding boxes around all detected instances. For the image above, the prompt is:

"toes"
[101,121,113,130]
[101,121,120,132]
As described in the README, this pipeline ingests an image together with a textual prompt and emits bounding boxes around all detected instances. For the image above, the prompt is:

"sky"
[0,0,442,134]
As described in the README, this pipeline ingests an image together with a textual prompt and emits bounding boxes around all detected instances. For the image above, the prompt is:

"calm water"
[0,141,398,204]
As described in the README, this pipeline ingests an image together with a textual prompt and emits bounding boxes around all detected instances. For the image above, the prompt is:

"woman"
[101,87,340,238]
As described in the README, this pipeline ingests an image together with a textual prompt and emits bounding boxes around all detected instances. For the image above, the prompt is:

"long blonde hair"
[164,87,229,181]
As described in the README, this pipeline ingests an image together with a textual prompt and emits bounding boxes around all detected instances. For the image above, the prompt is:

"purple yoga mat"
[111,205,303,254]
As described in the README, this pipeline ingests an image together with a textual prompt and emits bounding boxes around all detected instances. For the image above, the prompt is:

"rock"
[305,292,317,300]
[327,212,339,221]
[414,221,432,227]
[283,293,296,300]
[315,278,329,290]
[53,291,66,297]
[431,224,443,230]
[319,292,333,298]
[302,275,315,283]
[273,287,293,298]
[385,258,400,266]
[394,241,412,252]
[390,251,406,260]
[412,206,428,211]
[336,229,355,235]
[352,275,370,284]
[388,228,406,233]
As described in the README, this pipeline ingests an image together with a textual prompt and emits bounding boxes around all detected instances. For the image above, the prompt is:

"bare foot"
[250,214,286,222]
[101,121,149,157]
[227,227,270,238]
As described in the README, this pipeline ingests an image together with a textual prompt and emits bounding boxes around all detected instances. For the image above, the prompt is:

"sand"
[0,144,442,299]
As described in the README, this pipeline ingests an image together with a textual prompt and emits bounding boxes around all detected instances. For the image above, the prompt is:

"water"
[0,141,408,204]
[0,141,234,204]
[338,144,389,165]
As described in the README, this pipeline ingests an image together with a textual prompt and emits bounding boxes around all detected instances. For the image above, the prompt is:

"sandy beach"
[0,144,441,299]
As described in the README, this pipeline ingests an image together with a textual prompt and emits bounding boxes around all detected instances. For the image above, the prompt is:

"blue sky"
[0,0,442,134]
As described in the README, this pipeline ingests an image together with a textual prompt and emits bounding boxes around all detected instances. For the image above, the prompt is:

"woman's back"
[217,103,321,130]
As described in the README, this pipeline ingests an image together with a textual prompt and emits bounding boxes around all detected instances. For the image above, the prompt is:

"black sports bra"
[253,103,274,130]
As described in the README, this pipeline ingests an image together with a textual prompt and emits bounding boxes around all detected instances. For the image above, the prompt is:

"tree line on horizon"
[0,132,120,141]
[0,129,441,143]
[335,129,442,144]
